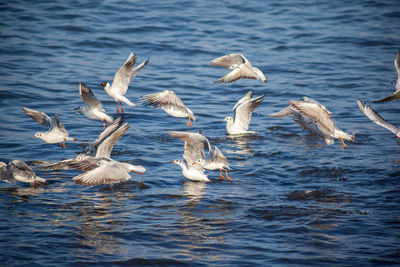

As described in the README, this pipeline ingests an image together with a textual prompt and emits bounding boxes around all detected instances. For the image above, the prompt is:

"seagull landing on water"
[210,53,267,84]
[22,107,77,148]
[74,82,113,129]
[374,49,400,103]
[169,130,232,181]
[271,97,355,150]
[141,90,197,127]
[100,51,149,114]
[0,160,46,186]
[170,158,209,182]
[357,99,400,145]
[223,91,264,135]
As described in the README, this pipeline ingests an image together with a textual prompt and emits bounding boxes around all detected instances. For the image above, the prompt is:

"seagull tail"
[119,96,136,107]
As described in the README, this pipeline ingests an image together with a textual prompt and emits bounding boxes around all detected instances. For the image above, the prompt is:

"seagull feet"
[116,102,120,114]
[219,169,225,180]
[60,141,66,149]
[338,137,348,150]
[103,120,106,129]
[223,169,232,181]
[186,116,193,127]
[120,102,125,114]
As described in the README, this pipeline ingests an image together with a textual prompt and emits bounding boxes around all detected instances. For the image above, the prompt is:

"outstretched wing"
[79,82,103,110]
[357,99,400,135]
[210,53,246,68]
[22,107,52,128]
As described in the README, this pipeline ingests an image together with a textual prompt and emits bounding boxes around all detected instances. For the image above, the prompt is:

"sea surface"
[0,0,400,266]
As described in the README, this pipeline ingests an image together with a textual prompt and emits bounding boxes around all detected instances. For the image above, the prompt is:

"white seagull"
[357,99,400,145]
[210,53,267,84]
[74,82,113,129]
[223,91,264,135]
[170,158,209,182]
[374,49,400,103]
[22,107,77,148]
[41,117,127,170]
[271,97,355,150]
[169,130,231,181]
[141,90,197,127]
[0,160,46,185]
[100,52,149,114]
[71,157,146,186]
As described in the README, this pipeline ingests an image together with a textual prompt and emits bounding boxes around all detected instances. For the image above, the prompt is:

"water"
[0,0,400,266]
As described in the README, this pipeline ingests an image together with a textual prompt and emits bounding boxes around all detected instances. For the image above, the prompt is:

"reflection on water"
[225,134,257,156]
[182,180,206,204]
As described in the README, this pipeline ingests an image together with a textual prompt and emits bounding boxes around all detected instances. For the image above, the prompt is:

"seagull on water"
[170,158,209,182]
[169,130,231,181]
[0,160,46,185]
[74,82,113,129]
[223,91,264,135]
[141,90,197,127]
[22,107,77,148]
[210,53,267,84]
[100,51,149,114]
[357,99,400,145]
[271,97,355,150]
[374,49,400,103]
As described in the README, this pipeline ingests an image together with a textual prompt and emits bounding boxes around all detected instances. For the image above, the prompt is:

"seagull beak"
[30,135,35,138]
[131,171,143,175]
[192,162,197,165]
[220,119,225,122]
[169,161,175,163]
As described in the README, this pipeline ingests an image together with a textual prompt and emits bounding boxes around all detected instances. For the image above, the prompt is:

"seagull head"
[73,106,84,114]
[99,81,110,89]
[222,116,233,122]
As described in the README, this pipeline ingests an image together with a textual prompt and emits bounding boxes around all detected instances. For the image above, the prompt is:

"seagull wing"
[96,123,130,158]
[93,117,124,147]
[72,162,130,186]
[141,90,188,113]
[210,53,246,68]
[112,52,137,95]
[79,82,103,110]
[357,99,400,135]
[289,101,335,135]
[169,131,211,162]
[22,107,52,128]
[216,64,260,83]
[234,95,264,130]
[373,89,400,103]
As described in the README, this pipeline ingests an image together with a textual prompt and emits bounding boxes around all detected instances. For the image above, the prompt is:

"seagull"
[0,160,46,185]
[71,157,146,186]
[169,130,231,180]
[357,99,400,145]
[41,117,127,170]
[192,145,232,181]
[210,53,267,84]
[271,97,355,150]
[374,49,400,103]
[22,107,77,148]
[141,90,197,127]
[170,157,209,182]
[100,52,149,114]
[74,82,113,129]
[223,91,264,135]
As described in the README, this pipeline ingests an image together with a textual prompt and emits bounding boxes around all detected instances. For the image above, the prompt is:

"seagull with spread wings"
[22,107,77,148]
[100,51,149,113]
[74,82,113,129]
[141,90,197,127]
[210,53,267,84]
[223,91,264,135]
[271,97,355,150]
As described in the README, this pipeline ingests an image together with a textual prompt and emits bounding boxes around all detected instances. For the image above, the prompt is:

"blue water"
[1,0,400,266]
